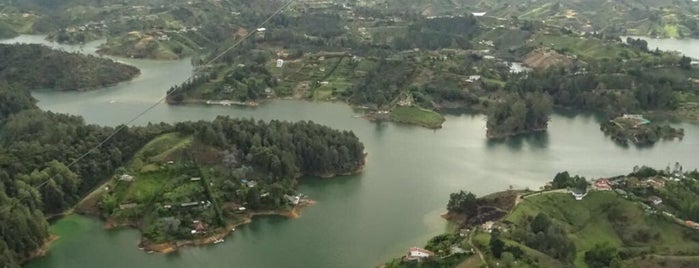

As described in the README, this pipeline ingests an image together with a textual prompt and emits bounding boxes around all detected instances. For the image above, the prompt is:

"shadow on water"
[485,131,550,150]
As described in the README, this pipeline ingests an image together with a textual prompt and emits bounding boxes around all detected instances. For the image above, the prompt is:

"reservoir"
[4,35,699,268]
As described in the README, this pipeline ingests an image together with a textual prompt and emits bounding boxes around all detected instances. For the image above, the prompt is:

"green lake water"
[2,35,698,268]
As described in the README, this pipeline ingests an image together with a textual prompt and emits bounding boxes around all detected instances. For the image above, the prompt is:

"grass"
[507,191,699,267]
[390,105,445,129]
[132,132,192,164]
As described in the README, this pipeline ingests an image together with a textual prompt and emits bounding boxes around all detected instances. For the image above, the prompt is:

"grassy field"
[390,105,445,129]
[507,191,699,267]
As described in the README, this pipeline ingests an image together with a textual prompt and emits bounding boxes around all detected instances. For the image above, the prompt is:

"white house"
[119,174,134,182]
[466,75,481,83]
[276,59,284,68]
[571,191,587,200]
[406,247,434,261]
[472,12,487,17]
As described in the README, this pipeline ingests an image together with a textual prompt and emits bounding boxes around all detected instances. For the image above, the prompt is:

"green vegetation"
[600,115,684,146]
[389,106,445,129]
[0,76,365,266]
[486,92,553,139]
[0,44,140,90]
[390,166,699,268]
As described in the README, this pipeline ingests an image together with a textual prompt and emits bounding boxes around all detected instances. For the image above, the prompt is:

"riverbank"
[18,235,59,265]
[135,199,315,254]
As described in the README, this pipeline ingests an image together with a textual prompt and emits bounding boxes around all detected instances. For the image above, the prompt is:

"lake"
[4,35,698,268]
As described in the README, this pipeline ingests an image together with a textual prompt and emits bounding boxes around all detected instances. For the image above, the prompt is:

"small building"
[405,247,434,261]
[571,189,587,200]
[686,220,699,229]
[119,174,134,182]
[649,196,663,205]
[246,180,258,188]
[459,228,470,237]
[190,177,201,181]
[191,221,207,234]
[276,59,284,68]
[647,178,666,188]
[472,12,487,17]
[594,178,612,191]
[284,194,300,205]
[466,75,481,83]
[481,221,494,232]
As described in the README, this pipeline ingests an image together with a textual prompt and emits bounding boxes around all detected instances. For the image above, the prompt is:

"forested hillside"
[0,81,365,266]
[0,44,140,90]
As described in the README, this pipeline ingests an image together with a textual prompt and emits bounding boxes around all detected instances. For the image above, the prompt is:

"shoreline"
[18,235,59,265]
[136,200,316,253]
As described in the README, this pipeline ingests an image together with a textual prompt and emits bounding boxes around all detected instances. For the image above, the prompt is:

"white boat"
[214,239,224,244]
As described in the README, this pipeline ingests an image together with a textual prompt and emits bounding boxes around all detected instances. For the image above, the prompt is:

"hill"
[0,44,140,90]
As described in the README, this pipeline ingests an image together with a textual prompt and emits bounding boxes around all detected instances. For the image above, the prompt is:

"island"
[0,44,140,90]
[601,114,685,146]
[0,81,365,267]
[383,164,699,268]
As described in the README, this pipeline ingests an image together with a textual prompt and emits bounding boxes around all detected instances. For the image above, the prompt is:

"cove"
[3,35,698,268]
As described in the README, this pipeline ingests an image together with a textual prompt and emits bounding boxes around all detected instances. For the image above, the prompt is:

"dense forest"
[486,92,553,138]
[0,44,140,90]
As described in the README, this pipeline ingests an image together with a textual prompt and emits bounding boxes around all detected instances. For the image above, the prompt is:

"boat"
[214,239,224,244]
[231,228,236,232]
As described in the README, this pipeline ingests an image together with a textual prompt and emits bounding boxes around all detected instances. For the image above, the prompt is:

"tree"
[446,190,477,217]
[490,229,506,258]
[552,172,572,189]
[585,243,619,268]
[680,56,692,70]
[531,213,552,234]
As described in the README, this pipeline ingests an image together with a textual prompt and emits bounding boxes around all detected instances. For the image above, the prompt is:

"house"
[119,174,134,182]
[686,220,699,229]
[594,178,612,191]
[571,189,587,200]
[647,178,666,188]
[276,59,284,68]
[472,12,487,17]
[466,75,481,83]
[649,196,663,205]
[621,114,650,125]
[284,194,300,205]
[481,221,494,232]
[405,247,434,261]
[190,177,201,181]
[191,221,207,234]
[245,180,257,188]
[459,228,470,237]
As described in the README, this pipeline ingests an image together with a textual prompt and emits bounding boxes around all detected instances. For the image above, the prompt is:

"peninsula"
[0,81,365,267]
[385,164,699,268]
